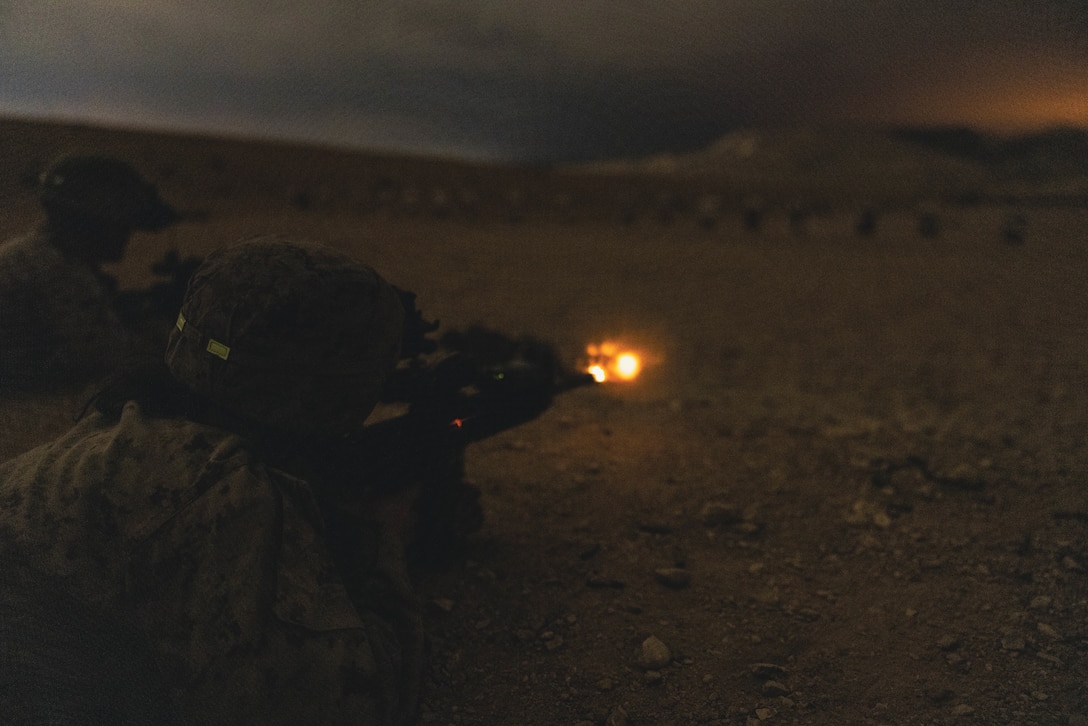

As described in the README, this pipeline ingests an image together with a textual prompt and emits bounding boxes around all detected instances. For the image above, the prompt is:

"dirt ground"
[1,119,1086,725]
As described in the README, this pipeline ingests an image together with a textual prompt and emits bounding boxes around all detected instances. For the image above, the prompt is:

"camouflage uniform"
[0,229,131,387]
[0,403,422,725]
[0,548,188,725]
[0,237,422,724]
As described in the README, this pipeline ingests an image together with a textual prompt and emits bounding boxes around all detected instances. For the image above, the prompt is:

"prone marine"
[0,154,180,389]
[0,236,426,724]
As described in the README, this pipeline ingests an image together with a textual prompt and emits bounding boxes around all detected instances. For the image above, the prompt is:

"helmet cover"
[165,235,405,438]
[39,154,178,231]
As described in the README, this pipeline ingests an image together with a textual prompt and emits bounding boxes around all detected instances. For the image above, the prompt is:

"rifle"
[356,318,598,569]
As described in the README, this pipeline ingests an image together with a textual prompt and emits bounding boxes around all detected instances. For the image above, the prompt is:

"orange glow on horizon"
[854,63,1088,133]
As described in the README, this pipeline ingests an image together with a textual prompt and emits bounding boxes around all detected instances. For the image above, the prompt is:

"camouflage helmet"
[39,154,178,231]
[164,236,405,439]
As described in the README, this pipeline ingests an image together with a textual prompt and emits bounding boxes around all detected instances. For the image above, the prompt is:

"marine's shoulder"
[112,401,258,467]
[0,229,95,284]
[0,229,52,261]
[0,402,256,484]
[0,402,270,551]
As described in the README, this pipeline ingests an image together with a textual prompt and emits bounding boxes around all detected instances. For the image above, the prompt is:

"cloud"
[1,0,1086,160]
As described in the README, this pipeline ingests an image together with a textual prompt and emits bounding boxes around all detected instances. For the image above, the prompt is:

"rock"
[927,688,955,703]
[794,608,820,622]
[638,635,672,670]
[544,635,564,651]
[654,567,692,589]
[951,703,975,716]
[762,680,791,696]
[587,575,626,589]
[936,635,961,651]
[736,521,763,537]
[1028,595,1052,610]
[750,662,788,680]
[845,499,891,528]
[605,705,630,726]
[643,670,664,685]
[700,501,744,527]
[579,543,601,560]
[1036,622,1062,640]
[1037,651,1064,667]
[1001,635,1026,651]
[637,519,673,534]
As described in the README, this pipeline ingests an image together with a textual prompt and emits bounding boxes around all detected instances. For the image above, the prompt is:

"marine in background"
[0,236,424,725]
[0,154,181,390]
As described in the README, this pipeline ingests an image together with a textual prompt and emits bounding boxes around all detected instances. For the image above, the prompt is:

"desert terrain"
[1,117,1086,725]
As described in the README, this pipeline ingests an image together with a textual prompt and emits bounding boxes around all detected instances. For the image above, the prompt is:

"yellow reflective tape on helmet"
[206,339,231,360]
[175,312,186,332]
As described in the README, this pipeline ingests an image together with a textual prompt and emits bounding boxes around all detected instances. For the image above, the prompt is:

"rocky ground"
[1,119,1086,724]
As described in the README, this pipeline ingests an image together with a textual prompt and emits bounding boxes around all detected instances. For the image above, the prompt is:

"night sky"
[2,1,1086,162]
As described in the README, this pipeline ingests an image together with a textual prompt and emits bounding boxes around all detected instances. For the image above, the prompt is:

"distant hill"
[0,115,572,228]
[3,116,1084,232]
[574,126,1088,204]
[891,126,1088,183]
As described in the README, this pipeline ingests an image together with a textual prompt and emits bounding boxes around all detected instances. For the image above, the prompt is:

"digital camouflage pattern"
[0,401,423,725]
[166,235,405,439]
[0,230,130,388]
[0,549,188,725]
